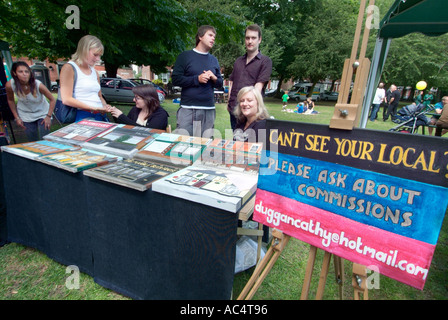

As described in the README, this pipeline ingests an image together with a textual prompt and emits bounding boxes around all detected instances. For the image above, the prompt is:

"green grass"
[1,95,447,300]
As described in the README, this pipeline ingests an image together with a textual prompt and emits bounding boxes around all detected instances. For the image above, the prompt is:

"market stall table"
[1,151,238,299]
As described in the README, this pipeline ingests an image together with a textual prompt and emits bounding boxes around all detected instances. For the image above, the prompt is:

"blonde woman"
[233,86,269,142]
[59,35,111,122]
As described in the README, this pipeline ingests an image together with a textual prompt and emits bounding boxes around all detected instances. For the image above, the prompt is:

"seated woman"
[304,97,318,114]
[435,101,448,137]
[233,86,270,143]
[233,86,270,243]
[110,84,169,130]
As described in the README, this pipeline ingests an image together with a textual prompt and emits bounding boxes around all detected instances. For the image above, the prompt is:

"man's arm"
[254,82,265,92]
[255,56,272,92]
[171,52,200,88]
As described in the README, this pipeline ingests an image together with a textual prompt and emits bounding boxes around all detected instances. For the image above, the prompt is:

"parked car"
[172,86,182,94]
[320,91,339,101]
[100,78,165,104]
[51,81,58,91]
[265,88,279,97]
[288,89,302,101]
[129,78,167,97]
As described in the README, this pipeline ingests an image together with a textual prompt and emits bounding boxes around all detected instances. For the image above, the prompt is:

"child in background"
[282,91,289,111]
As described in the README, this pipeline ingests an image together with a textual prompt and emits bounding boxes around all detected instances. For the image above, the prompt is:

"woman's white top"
[11,79,49,122]
[69,61,103,109]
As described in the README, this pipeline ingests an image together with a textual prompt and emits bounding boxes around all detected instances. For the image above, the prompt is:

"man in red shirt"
[228,24,272,130]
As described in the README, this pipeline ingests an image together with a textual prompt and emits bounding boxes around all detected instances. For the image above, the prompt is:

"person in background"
[227,24,272,129]
[233,86,269,143]
[428,96,448,135]
[304,96,318,114]
[423,90,434,107]
[233,85,270,243]
[369,82,385,122]
[59,35,111,122]
[384,84,400,121]
[435,99,448,137]
[110,85,168,130]
[414,90,424,105]
[172,25,223,137]
[5,61,56,141]
[282,91,289,111]
[382,85,392,121]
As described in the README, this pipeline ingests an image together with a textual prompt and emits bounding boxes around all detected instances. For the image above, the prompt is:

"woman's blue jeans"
[24,118,49,141]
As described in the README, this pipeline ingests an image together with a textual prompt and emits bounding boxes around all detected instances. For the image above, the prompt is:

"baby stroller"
[389,103,434,134]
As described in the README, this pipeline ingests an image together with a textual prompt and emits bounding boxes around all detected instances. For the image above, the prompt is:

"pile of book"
[1,119,263,212]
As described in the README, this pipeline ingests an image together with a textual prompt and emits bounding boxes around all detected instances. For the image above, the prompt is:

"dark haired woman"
[110,84,169,130]
[5,61,56,141]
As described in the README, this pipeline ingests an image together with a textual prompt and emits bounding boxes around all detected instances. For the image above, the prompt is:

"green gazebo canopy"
[379,0,448,39]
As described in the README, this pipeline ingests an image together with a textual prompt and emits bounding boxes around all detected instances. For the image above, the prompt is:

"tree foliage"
[288,0,359,87]
[1,0,448,94]
[1,0,192,76]
[382,33,448,96]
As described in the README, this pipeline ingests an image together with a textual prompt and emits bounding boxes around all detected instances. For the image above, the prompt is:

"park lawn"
[1,96,446,300]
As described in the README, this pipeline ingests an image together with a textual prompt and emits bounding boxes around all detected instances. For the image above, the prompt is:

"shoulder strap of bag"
[57,62,77,100]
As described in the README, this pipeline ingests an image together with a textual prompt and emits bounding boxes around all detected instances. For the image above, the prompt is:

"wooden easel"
[330,0,376,300]
[238,0,375,301]
[330,0,374,130]
[237,229,290,300]
[237,231,344,300]
[300,246,345,300]
[352,263,369,300]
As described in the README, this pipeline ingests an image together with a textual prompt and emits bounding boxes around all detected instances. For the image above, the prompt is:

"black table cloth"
[1,151,238,299]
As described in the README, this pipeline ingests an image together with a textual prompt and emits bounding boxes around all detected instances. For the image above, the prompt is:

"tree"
[382,33,448,99]
[177,0,248,77]
[288,0,360,94]
[239,0,320,96]
[1,0,192,76]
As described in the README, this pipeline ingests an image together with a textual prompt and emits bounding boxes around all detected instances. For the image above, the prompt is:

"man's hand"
[198,70,217,83]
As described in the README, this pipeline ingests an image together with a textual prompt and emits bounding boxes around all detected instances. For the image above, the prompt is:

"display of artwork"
[134,139,186,165]
[166,142,205,164]
[43,119,116,145]
[38,148,121,173]
[81,125,163,158]
[84,158,182,191]
[31,123,262,212]
[200,145,260,174]
[208,138,263,154]
[155,132,181,143]
[1,140,78,160]
[177,135,213,146]
[152,164,258,213]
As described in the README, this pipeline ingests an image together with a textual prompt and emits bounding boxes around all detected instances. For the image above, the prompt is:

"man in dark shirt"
[228,24,272,130]
[384,84,401,121]
[172,25,223,137]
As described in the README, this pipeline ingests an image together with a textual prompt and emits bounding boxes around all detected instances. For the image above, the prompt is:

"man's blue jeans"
[370,103,381,121]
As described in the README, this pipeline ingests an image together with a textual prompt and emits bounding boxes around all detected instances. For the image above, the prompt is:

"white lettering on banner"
[296,183,414,227]
[255,201,429,281]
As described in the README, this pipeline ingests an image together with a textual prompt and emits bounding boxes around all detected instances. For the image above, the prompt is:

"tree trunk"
[105,63,119,78]
[275,75,285,98]
[330,79,336,92]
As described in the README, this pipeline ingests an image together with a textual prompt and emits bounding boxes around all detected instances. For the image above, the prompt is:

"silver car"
[100,78,165,104]
[319,91,339,101]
